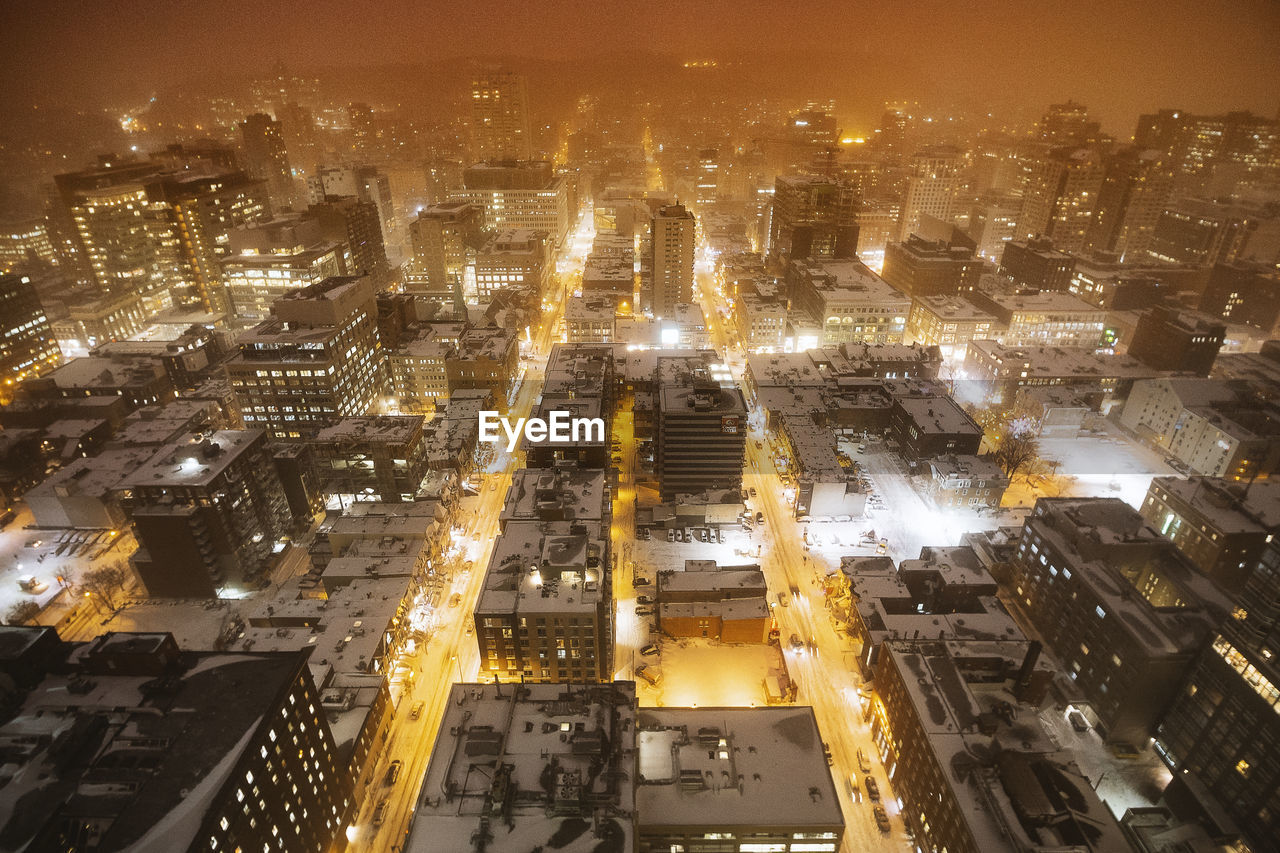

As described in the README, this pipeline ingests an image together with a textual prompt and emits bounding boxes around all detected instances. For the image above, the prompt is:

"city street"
[348,209,593,850]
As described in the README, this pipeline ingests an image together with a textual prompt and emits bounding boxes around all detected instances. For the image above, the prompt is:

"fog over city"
[0,2,1277,852]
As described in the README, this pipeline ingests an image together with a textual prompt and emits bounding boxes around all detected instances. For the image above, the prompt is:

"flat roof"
[635,706,844,831]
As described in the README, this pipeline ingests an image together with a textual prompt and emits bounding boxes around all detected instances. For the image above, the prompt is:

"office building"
[308,195,393,291]
[456,161,569,247]
[998,237,1075,292]
[474,228,550,301]
[889,395,984,458]
[905,294,996,360]
[1135,108,1279,194]
[789,259,911,345]
[227,276,384,440]
[221,216,344,323]
[1011,498,1229,744]
[0,631,348,853]
[406,682,636,853]
[470,69,533,161]
[656,379,747,501]
[1126,305,1225,376]
[881,233,984,297]
[127,430,293,597]
[767,174,859,262]
[968,288,1106,349]
[898,145,962,240]
[1017,148,1105,253]
[305,163,396,246]
[239,112,295,206]
[0,274,59,395]
[1146,196,1280,267]
[650,203,696,317]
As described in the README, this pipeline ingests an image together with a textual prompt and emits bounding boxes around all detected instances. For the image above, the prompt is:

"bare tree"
[5,601,40,626]
[993,416,1043,480]
[83,564,130,613]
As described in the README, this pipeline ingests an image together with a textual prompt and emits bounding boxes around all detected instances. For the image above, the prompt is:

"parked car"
[635,663,662,685]
[636,594,654,605]
[0,510,16,530]
[410,701,425,720]
[448,592,463,608]
[755,511,764,524]
[857,748,871,773]
[635,606,655,616]
[384,760,402,786]
[749,487,757,497]
[637,527,651,540]
[715,528,724,543]
[373,798,389,825]
[1068,709,1090,732]
[823,742,834,766]
[873,804,891,833]
[864,775,880,802]
[634,575,651,586]
[640,643,660,656]
[667,529,675,542]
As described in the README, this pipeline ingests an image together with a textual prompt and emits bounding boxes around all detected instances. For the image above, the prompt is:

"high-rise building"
[405,200,488,308]
[1154,538,1280,850]
[767,175,859,263]
[1036,100,1102,146]
[694,146,720,213]
[239,113,295,206]
[998,237,1076,292]
[656,377,747,501]
[220,216,344,323]
[1146,197,1278,267]
[650,203,696,317]
[127,430,293,597]
[305,163,397,247]
[0,274,59,396]
[226,276,384,440]
[1085,147,1174,261]
[1018,148,1105,253]
[1198,262,1280,331]
[308,195,393,290]
[470,69,533,161]
[898,146,962,240]
[1135,109,1280,194]
[0,632,349,853]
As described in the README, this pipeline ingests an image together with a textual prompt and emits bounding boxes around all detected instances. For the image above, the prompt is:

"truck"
[763,675,786,705]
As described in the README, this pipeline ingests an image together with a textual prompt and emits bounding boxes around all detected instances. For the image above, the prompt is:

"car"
[634,575,651,586]
[464,621,474,636]
[636,594,654,605]
[755,440,763,449]
[1068,709,1090,732]
[857,748,871,773]
[848,773,863,802]
[789,633,804,651]
[755,511,764,524]
[749,487,757,497]
[667,529,675,542]
[876,538,888,555]
[612,456,623,464]
[873,804,891,833]
[635,663,662,685]
[716,528,724,544]
[635,606,655,616]
[373,797,389,825]
[857,444,867,453]
[864,775,880,802]
[640,643,660,656]
[0,509,16,530]
[697,528,709,542]
[777,591,790,607]
[823,742,834,766]
[410,701,425,720]
[448,592,463,608]
[637,527,651,540]
[384,760,403,786]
